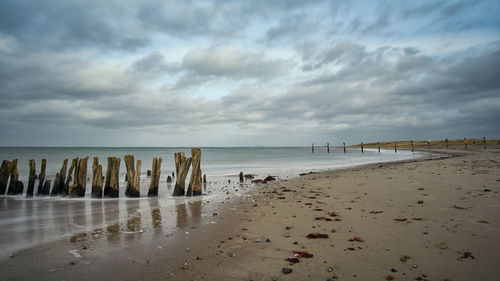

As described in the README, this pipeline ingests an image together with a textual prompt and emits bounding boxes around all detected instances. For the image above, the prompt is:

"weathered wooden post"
[239,171,244,183]
[26,159,36,197]
[0,160,11,195]
[411,140,414,152]
[203,174,207,184]
[445,138,449,149]
[187,148,202,196]
[464,137,468,150]
[327,143,330,153]
[428,139,431,153]
[377,142,380,153]
[104,157,120,197]
[92,157,103,198]
[483,137,486,150]
[173,152,191,196]
[312,143,315,153]
[7,159,23,195]
[36,159,47,195]
[124,155,140,197]
[63,158,78,196]
[42,179,51,195]
[148,157,162,197]
[69,157,88,197]
[50,159,68,196]
[394,141,397,153]
[361,142,364,153]
[343,142,346,153]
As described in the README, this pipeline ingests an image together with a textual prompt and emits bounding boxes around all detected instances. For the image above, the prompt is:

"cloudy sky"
[0,0,499,147]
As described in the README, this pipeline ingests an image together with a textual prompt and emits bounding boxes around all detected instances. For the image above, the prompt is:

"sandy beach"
[1,146,499,281]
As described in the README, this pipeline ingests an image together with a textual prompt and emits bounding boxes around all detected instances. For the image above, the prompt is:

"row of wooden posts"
[0,148,205,198]
[312,137,488,153]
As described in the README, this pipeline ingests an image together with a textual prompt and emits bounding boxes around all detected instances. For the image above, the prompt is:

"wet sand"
[1,146,499,280]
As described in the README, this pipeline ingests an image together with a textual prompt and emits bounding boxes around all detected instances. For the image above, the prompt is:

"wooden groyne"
[0,148,206,198]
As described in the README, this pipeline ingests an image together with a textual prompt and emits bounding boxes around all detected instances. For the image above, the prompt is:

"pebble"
[9,253,14,258]
[48,269,55,273]
[282,268,293,274]
[285,234,291,238]
[391,268,398,272]
[253,239,262,243]
[229,253,235,257]
[285,226,293,230]
[266,238,271,243]
[327,267,334,272]
[293,241,298,245]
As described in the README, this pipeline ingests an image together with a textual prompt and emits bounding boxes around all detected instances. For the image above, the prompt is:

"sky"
[0,0,499,147]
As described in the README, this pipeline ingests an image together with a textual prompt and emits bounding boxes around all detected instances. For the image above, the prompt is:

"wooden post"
[239,171,244,183]
[148,157,162,197]
[394,141,397,153]
[92,157,103,198]
[69,157,88,197]
[42,180,51,195]
[411,140,414,152]
[361,142,364,153]
[483,137,486,150]
[51,159,68,196]
[36,159,47,195]
[50,173,59,196]
[104,157,120,197]
[187,148,202,196]
[428,139,431,153]
[0,160,11,195]
[26,159,36,197]
[203,174,207,184]
[312,143,314,153]
[173,153,192,196]
[7,159,22,195]
[327,143,330,153]
[124,155,141,197]
[63,158,78,196]
[377,142,380,153]
[445,138,448,149]
[464,138,468,150]
[343,142,346,153]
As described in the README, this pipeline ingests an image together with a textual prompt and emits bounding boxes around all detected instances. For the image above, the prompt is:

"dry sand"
[1,146,499,281]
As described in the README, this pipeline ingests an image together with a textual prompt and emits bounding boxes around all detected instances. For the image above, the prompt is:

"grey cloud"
[181,47,288,79]
[132,51,181,76]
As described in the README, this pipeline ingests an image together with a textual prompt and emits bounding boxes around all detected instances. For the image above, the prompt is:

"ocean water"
[0,147,425,259]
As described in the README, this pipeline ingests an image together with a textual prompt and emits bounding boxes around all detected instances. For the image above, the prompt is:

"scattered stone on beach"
[327,266,334,272]
[453,205,465,210]
[266,238,271,242]
[253,239,262,243]
[315,217,333,221]
[400,255,410,262]
[285,226,293,230]
[391,268,398,272]
[459,251,475,259]
[282,267,293,274]
[307,233,329,239]
[417,200,424,204]
[370,210,384,214]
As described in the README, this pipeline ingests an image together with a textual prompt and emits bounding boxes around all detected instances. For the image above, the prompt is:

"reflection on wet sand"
[0,196,208,258]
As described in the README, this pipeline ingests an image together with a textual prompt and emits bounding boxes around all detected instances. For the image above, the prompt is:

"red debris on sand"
[306,233,329,239]
[328,212,339,217]
[315,217,333,221]
[348,236,364,242]
[370,211,384,214]
[285,258,300,264]
[393,218,408,222]
[292,250,314,258]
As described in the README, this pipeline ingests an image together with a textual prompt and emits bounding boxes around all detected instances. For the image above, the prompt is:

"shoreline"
[1,146,499,280]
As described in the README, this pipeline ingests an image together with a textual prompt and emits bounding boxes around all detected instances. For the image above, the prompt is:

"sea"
[0,146,426,260]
